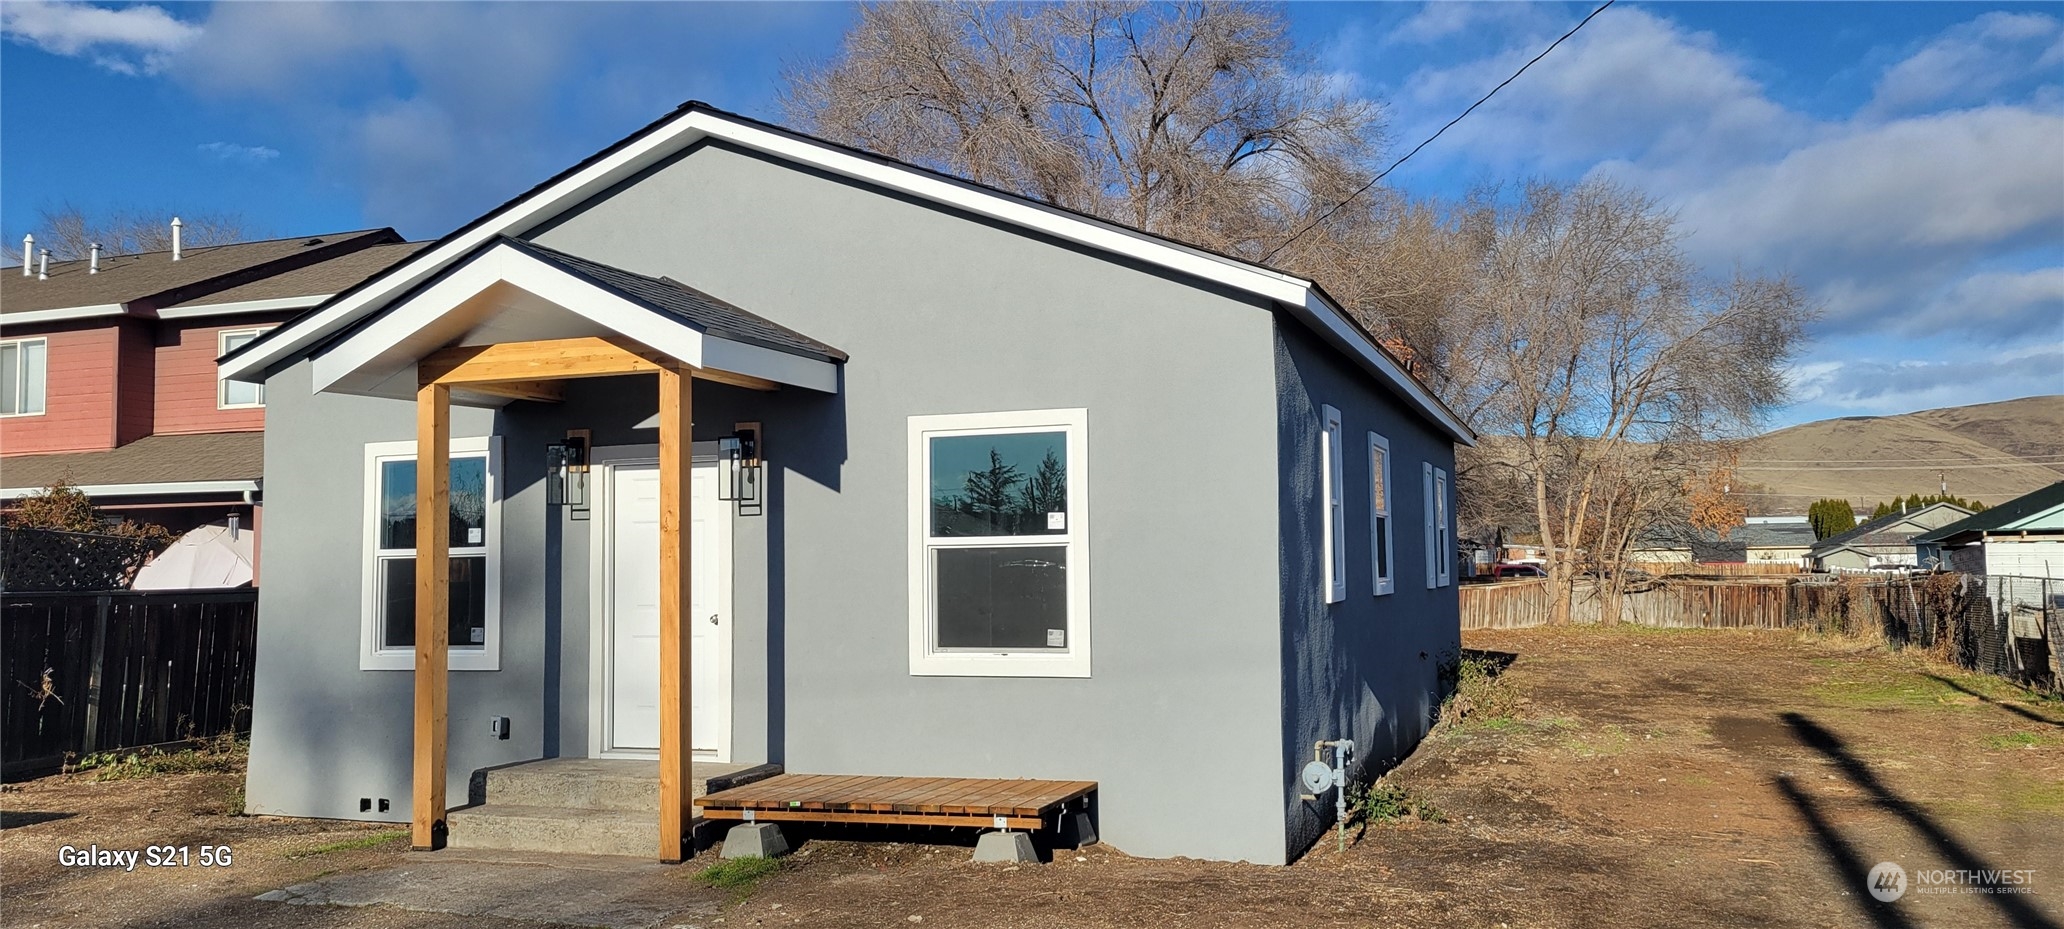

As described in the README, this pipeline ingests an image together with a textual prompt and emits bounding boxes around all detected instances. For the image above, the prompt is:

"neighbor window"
[1322,405,1346,603]
[361,437,501,671]
[1424,463,1451,588]
[1369,432,1394,596]
[0,338,47,416]
[217,328,270,408]
[908,409,1089,677]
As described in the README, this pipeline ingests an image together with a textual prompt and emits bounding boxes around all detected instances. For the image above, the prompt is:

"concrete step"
[447,804,668,858]
[483,760,661,812]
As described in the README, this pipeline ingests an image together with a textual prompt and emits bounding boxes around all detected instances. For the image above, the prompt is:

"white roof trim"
[310,242,838,398]
[0,479,259,500]
[157,295,328,319]
[220,106,1470,442]
[1,304,128,326]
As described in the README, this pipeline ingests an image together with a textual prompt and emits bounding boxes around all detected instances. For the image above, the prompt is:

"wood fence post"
[80,594,111,755]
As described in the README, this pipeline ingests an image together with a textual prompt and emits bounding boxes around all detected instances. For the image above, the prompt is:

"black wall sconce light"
[546,429,590,512]
[718,421,763,516]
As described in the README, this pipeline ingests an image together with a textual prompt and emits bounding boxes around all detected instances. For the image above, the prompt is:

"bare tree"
[783,1,1382,258]
[1451,180,1813,622]
[6,203,251,263]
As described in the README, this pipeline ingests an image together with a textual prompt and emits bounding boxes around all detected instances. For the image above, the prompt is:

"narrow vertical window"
[1322,405,1346,604]
[0,338,48,416]
[361,437,502,671]
[1435,466,1452,587]
[218,328,270,408]
[1369,432,1393,595]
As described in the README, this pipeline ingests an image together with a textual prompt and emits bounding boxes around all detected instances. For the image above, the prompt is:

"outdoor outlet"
[378,799,390,812]
[490,716,511,740]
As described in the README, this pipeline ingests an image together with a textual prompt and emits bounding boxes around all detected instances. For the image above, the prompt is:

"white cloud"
[197,141,281,164]
[0,0,197,74]
[1788,340,2064,414]
[1867,11,2064,117]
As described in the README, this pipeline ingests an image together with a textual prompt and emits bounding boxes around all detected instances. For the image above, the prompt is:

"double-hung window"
[361,437,502,671]
[1424,463,1451,588]
[908,409,1089,677]
[0,338,48,417]
[1321,405,1346,603]
[1369,432,1394,595]
[218,328,270,408]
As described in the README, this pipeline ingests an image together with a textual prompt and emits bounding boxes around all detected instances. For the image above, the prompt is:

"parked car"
[1491,562,1548,579]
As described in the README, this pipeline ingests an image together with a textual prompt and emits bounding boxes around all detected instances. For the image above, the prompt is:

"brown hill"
[1739,396,2064,514]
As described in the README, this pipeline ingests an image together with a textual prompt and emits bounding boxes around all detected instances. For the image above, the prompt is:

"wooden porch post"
[412,382,451,850]
[657,364,694,862]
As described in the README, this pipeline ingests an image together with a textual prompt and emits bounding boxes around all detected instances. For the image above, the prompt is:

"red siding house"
[1,228,425,554]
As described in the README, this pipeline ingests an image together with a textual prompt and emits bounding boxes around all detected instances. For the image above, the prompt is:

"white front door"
[601,458,729,759]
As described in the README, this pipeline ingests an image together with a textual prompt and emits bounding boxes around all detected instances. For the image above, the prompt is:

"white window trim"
[0,337,48,418]
[1321,405,1346,604]
[907,408,1090,678]
[217,328,271,409]
[1424,463,1438,590]
[1424,463,1452,589]
[1369,431,1395,596]
[360,436,502,671]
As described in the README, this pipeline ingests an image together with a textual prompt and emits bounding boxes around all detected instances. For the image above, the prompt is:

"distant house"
[0,230,425,545]
[1808,502,1972,572]
[1914,482,2064,578]
[1633,519,1815,567]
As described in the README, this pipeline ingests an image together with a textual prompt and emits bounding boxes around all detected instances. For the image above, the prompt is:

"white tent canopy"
[132,523,255,590]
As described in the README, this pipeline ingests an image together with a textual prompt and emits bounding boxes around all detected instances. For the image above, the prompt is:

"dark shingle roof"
[503,237,846,363]
[0,432,264,490]
[1914,481,2064,544]
[1810,502,1971,554]
[165,242,431,308]
[1,229,401,316]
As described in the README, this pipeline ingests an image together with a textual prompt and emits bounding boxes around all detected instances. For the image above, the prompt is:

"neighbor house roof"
[1913,481,2064,546]
[219,101,1474,444]
[1634,521,1814,563]
[0,432,264,498]
[161,241,430,312]
[1809,502,1972,556]
[1,229,403,323]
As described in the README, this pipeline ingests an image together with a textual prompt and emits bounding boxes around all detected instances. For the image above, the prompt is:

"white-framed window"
[217,328,270,409]
[361,437,502,671]
[1321,404,1346,603]
[1424,463,1451,588]
[907,409,1089,678]
[0,337,48,417]
[1369,432,1394,596]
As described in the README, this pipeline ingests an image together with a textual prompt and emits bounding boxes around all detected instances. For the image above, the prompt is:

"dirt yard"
[4,625,2059,929]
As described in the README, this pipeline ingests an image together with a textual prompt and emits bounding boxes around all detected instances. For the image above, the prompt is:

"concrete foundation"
[1057,811,1099,849]
[719,823,789,859]
[971,831,1038,863]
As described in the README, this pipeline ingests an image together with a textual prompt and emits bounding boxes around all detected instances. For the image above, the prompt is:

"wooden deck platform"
[696,774,1096,830]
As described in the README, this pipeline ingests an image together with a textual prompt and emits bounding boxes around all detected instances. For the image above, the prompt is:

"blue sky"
[3,1,2060,428]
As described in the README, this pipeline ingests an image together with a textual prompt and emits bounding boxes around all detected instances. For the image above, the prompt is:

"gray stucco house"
[223,102,1473,866]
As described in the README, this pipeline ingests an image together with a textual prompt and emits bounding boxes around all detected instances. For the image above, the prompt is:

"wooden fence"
[1,590,258,778]
[1459,578,1554,629]
[1632,561,1803,577]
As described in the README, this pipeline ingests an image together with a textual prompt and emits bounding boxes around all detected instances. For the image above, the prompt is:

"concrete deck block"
[719,823,789,859]
[972,831,1038,863]
[1057,811,1098,849]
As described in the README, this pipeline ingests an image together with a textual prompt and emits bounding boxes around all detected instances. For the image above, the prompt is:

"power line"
[1261,0,1617,263]
[1744,454,2064,464]
[1736,462,2064,472]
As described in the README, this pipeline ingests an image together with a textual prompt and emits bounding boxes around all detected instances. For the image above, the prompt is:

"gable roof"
[1914,481,2064,545]
[506,238,844,363]
[1,229,403,322]
[219,101,1473,444]
[1809,502,1973,555]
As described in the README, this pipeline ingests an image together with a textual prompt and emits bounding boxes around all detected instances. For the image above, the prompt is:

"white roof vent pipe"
[38,249,49,280]
[171,216,183,261]
[90,242,101,274]
[20,234,31,276]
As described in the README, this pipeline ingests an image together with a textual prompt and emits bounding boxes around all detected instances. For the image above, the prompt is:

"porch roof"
[307,236,844,404]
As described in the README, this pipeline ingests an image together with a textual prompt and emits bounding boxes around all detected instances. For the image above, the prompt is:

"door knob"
[708,613,719,625]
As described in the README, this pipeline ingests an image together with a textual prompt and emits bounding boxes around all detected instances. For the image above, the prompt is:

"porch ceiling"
[308,236,843,405]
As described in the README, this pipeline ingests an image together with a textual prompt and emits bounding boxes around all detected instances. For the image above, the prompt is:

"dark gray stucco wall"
[1273,321,1459,861]
[529,140,1288,862]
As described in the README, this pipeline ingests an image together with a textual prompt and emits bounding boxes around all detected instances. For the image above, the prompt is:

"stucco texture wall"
[1273,321,1460,861]
[527,140,1290,862]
